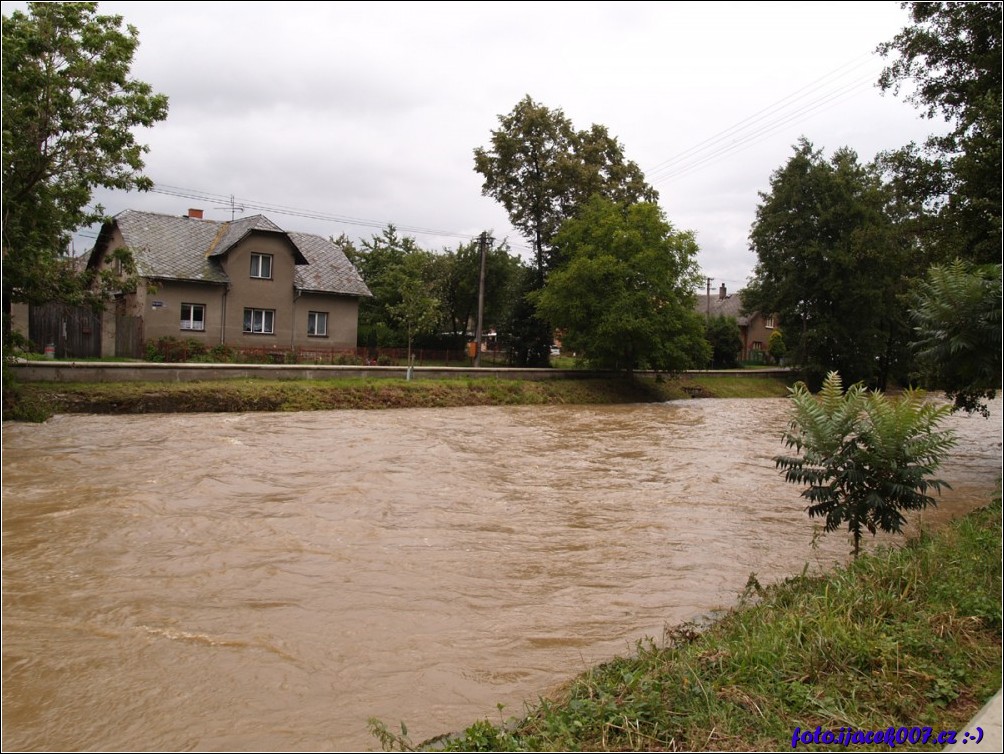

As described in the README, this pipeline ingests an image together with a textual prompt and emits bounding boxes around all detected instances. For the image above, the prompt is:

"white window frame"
[764,315,775,329]
[180,303,205,331]
[250,253,273,279]
[243,308,275,334]
[307,311,328,337]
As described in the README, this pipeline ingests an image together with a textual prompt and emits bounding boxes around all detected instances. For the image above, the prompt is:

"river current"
[3,397,1000,750]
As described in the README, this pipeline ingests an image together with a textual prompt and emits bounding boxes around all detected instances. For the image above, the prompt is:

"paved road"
[946,690,1002,752]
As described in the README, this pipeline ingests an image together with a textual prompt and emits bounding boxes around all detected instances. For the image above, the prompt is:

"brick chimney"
[719,283,727,300]
[187,208,204,219]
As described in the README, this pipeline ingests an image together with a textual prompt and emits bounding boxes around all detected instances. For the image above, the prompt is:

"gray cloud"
[3,0,942,285]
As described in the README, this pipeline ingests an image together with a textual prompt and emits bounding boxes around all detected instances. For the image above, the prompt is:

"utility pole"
[474,231,492,368]
[706,277,713,321]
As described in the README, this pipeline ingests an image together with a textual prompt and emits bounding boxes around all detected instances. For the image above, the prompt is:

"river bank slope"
[3,373,792,420]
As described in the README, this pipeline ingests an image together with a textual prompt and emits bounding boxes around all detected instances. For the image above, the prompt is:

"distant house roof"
[694,285,750,325]
[88,209,372,298]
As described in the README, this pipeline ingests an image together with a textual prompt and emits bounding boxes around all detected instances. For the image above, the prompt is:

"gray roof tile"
[289,232,372,298]
[116,210,229,283]
[97,210,371,297]
[694,292,750,325]
[206,214,285,257]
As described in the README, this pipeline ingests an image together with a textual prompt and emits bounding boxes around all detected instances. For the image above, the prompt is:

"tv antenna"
[214,194,246,221]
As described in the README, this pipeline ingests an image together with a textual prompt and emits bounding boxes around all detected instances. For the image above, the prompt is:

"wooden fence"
[28,303,102,359]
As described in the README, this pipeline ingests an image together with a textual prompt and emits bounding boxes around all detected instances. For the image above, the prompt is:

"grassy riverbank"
[372,495,1002,752]
[3,373,792,420]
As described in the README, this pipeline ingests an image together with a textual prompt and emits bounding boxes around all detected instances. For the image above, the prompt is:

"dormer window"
[250,253,272,279]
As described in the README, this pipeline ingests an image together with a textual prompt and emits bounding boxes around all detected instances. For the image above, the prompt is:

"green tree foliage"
[434,237,524,341]
[344,226,527,356]
[909,260,1002,416]
[2,1,169,318]
[473,95,657,281]
[877,1,1002,264]
[494,263,553,368]
[473,96,658,367]
[776,372,956,558]
[344,226,430,348]
[746,139,912,389]
[533,197,709,373]
[705,315,742,369]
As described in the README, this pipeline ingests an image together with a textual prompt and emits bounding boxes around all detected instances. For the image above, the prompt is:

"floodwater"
[2,397,1001,751]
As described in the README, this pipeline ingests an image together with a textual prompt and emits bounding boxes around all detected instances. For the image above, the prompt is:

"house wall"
[293,293,359,348]
[140,281,227,344]
[92,223,146,329]
[220,234,299,348]
[745,313,777,360]
[9,302,30,339]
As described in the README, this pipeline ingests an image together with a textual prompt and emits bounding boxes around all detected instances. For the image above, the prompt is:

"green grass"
[372,494,1002,751]
[3,373,793,420]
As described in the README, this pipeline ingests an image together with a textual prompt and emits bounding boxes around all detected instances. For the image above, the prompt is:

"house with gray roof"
[694,283,778,362]
[87,209,371,355]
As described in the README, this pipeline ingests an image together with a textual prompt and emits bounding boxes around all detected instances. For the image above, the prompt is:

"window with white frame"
[180,303,205,331]
[764,315,775,329]
[243,308,275,334]
[250,253,273,279]
[307,311,328,337]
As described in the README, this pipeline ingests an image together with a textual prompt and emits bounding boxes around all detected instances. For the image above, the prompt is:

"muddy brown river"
[3,398,1001,751]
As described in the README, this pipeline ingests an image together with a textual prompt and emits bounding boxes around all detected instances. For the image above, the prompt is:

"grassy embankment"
[3,372,791,420]
[369,495,1001,752]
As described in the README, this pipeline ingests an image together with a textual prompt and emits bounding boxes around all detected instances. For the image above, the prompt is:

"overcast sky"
[4,1,943,291]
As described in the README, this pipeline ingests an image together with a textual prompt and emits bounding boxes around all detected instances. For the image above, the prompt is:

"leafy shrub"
[210,343,238,362]
[768,328,786,363]
[776,371,956,557]
[705,315,742,369]
[145,336,208,363]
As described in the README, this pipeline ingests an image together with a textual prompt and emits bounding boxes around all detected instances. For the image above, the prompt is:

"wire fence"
[145,337,512,367]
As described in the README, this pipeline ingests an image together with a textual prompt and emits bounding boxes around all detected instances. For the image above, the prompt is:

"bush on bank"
[372,494,1002,751]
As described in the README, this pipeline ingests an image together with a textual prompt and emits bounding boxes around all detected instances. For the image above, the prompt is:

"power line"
[147,183,539,256]
[149,184,479,240]
[652,72,877,184]
[645,53,882,185]
[645,53,874,176]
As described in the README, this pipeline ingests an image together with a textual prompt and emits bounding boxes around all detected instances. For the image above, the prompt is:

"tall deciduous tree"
[474,96,657,366]
[473,95,657,282]
[533,197,708,373]
[745,139,912,389]
[2,1,169,320]
[877,1,1002,264]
